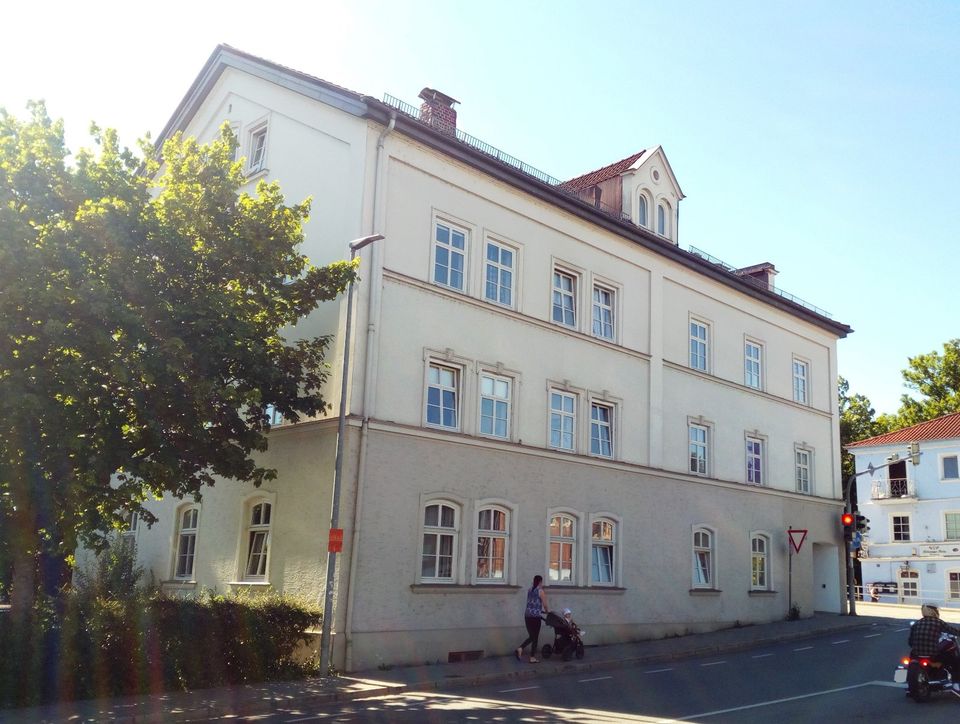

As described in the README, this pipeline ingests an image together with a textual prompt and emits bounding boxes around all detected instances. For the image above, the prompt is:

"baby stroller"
[541,610,585,660]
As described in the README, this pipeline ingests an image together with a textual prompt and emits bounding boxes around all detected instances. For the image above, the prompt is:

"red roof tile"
[847,411,960,448]
[561,151,647,192]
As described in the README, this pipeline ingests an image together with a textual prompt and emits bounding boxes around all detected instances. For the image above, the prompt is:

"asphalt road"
[229,618,960,723]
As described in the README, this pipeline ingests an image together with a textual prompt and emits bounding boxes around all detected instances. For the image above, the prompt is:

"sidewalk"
[2,612,900,723]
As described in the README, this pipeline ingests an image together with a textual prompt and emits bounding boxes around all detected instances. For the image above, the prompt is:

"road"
[227,618,960,723]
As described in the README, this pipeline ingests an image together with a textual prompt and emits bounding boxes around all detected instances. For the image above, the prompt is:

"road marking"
[666,681,878,721]
[831,639,851,645]
[498,685,540,693]
[872,680,904,688]
[285,717,331,722]
[644,667,674,673]
[864,633,882,638]
[700,661,727,667]
[751,653,774,659]
[578,675,613,682]
[895,627,910,632]
[793,646,813,651]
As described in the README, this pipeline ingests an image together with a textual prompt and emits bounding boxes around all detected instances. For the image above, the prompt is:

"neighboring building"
[848,412,960,607]
[124,44,853,671]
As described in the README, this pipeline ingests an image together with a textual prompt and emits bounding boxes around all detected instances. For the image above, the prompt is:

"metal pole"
[844,474,857,616]
[319,234,383,675]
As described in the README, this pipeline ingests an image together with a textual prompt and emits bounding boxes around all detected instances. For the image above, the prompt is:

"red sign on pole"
[328,528,344,553]
[788,529,808,554]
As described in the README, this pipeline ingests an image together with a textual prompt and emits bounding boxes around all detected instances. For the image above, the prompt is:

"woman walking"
[516,574,549,663]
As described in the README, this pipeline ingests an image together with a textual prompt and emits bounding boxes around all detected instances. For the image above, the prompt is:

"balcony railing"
[871,477,917,500]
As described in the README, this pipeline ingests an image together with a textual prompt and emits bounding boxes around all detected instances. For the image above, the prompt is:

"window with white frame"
[751,534,769,590]
[420,501,458,582]
[746,436,764,485]
[591,518,617,585]
[590,401,614,458]
[121,509,139,540]
[475,506,508,582]
[943,455,959,481]
[550,390,576,451]
[690,319,709,371]
[892,515,911,542]
[248,125,267,173]
[637,195,648,227]
[484,240,514,307]
[243,500,272,581]
[552,269,577,328]
[693,527,714,588]
[792,359,809,404]
[744,340,762,389]
[426,362,459,430]
[795,447,812,494]
[689,423,708,476]
[900,570,919,598]
[478,373,511,439]
[657,202,668,236]
[949,571,960,601]
[433,221,467,291]
[174,506,200,580]
[549,514,576,583]
[946,512,960,540]
[265,404,283,426]
[592,284,615,341]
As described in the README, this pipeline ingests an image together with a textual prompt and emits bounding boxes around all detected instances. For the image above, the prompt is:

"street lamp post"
[319,233,384,675]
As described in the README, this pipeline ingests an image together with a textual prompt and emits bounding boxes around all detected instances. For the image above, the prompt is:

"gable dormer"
[562,146,685,245]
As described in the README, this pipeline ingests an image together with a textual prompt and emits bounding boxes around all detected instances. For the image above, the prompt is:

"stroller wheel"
[575,642,585,659]
[541,644,553,659]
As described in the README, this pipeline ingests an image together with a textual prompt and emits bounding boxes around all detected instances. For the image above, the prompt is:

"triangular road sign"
[788,529,808,554]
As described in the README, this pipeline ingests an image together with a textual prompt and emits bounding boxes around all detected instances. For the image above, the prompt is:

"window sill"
[228,581,272,587]
[547,585,625,594]
[161,580,197,587]
[411,584,521,593]
[244,168,269,182]
[748,590,778,597]
[689,588,722,596]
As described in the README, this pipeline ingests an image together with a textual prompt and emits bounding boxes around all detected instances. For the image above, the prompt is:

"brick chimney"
[419,88,459,135]
[736,262,778,290]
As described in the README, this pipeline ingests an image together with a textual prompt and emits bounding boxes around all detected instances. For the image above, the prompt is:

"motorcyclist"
[909,603,960,676]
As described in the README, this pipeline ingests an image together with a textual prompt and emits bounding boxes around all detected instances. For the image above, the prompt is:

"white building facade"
[124,45,853,671]
[849,412,960,607]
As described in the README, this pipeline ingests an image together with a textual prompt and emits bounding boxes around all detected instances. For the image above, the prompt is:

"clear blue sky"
[4,0,957,416]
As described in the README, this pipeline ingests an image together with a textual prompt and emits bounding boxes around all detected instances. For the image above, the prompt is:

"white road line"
[700,661,727,667]
[831,639,851,645]
[498,685,540,693]
[864,633,882,638]
[285,717,331,723]
[895,627,910,632]
[793,646,814,651]
[751,653,774,658]
[872,680,905,688]
[645,667,674,673]
[578,675,613,682]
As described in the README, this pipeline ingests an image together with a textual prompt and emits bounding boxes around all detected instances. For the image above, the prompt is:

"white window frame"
[549,388,577,452]
[947,570,960,601]
[174,504,200,581]
[547,511,579,586]
[941,454,960,482]
[750,533,771,591]
[945,511,960,541]
[657,202,667,236]
[432,218,468,292]
[247,121,268,174]
[589,400,614,458]
[473,501,514,584]
[689,422,709,476]
[425,360,461,431]
[591,283,616,341]
[121,509,139,541]
[419,499,461,584]
[744,339,763,390]
[483,238,517,308]
[892,514,911,542]
[478,371,512,440]
[899,569,919,600]
[792,358,810,404]
[636,191,651,228]
[795,446,813,494]
[589,514,620,587]
[241,497,273,582]
[552,267,579,329]
[689,317,710,372]
[745,434,765,486]
[692,526,715,589]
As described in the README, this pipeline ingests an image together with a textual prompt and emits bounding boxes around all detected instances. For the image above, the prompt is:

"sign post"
[787,528,808,618]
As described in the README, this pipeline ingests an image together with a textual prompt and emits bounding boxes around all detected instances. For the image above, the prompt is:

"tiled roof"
[561,151,647,192]
[847,411,960,448]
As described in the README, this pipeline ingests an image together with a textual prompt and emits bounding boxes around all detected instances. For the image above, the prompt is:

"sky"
[3,0,957,416]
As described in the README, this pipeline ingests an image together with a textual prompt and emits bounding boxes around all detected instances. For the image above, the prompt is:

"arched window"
[174,505,200,580]
[637,195,648,227]
[420,501,459,582]
[751,534,769,590]
[243,499,272,581]
[693,527,714,588]
[476,506,509,582]
[549,514,577,583]
[657,202,668,236]
[591,518,617,585]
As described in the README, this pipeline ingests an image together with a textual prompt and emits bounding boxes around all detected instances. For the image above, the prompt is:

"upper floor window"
[690,319,709,371]
[479,373,511,439]
[174,505,200,580]
[552,269,578,328]
[426,362,459,430]
[795,448,812,494]
[433,221,467,291]
[248,125,268,173]
[484,240,514,307]
[945,512,960,540]
[792,359,809,404]
[751,534,769,590]
[244,500,272,581]
[590,401,614,458]
[746,436,764,485]
[265,404,283,426]
[476,506,508,582]
[689,423,708,476]
[892,515,911,542]
[692,527,714,589]
[657,204,666,235]
[592,285,615,341]
[591,518,617,585]
[744,341,762,389]
[550,390,576,451]
[549,514,576,584]
[943,455,959,481]
[637,195,648,227]
[121,509,139,540]
[421,501,459,582]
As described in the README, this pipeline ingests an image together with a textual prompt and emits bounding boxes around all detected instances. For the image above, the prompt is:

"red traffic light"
[841,513,854,526]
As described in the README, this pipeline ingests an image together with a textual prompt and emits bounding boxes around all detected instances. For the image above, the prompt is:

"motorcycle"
[894,632,960,702]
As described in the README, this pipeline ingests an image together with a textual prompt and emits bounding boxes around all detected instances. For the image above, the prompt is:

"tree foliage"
[894,338,960,426]
[0,102,356,616]
[838,376,891,482]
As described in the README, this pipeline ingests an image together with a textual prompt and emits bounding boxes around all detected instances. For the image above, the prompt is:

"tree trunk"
[9,545,36,628]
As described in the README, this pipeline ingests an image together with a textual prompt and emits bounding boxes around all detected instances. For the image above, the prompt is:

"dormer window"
[657,203,667,236]
[637,196,647,227]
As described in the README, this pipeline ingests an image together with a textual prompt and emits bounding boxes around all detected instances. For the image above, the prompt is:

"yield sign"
[788,529,808,554]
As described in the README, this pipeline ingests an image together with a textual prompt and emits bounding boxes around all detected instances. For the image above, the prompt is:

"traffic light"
[909,441,921,466]
[855,513,870,535]
[841,512,854,540]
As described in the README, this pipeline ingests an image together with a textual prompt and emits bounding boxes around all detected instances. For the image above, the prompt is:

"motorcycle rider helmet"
[921,603,940,618]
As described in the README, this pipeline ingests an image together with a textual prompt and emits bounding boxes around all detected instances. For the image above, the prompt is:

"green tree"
[0,103,356,621]
[838,376,890,483]
[894,339,960,426]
